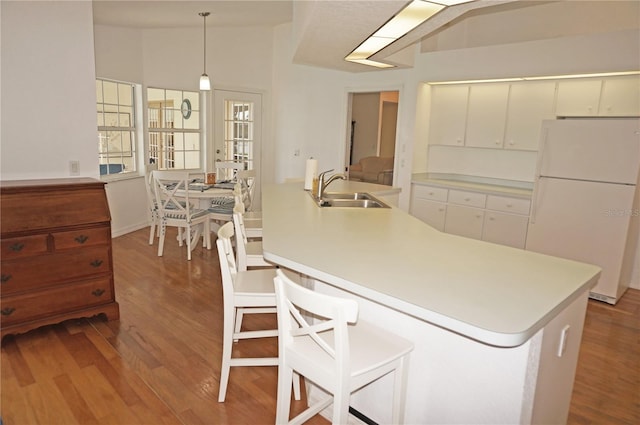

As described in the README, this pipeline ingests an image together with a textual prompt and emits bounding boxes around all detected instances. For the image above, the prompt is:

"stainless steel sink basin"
[322,192,374,200]
[318,198,390,209]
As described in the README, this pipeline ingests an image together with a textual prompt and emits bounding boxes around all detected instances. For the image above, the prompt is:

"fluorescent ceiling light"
[346,0,461,68]
[348,59,396,69]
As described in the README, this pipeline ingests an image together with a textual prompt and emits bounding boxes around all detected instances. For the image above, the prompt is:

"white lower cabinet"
[412,199,447,231]
[444,205,485,239]
[482,211,529,248]
[411,184,531,248]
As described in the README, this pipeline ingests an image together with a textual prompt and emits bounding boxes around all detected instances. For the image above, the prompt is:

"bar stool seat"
[274,269,414,425]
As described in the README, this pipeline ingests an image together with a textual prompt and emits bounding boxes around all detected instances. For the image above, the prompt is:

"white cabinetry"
[409,185,447,231]
[504,81,557,151]
[599,75,640,116]
[428,85,469,146]
[556,79,602,116]
[466,84,510,148]
[410,184,531,248]
[445,205,485,239]
[482,195,531,248]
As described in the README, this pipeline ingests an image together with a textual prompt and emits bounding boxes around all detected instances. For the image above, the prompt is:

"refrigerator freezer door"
[526,177,636,302]
[539,118,640,184]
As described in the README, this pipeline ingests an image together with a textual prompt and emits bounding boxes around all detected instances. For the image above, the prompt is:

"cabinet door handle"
[1,274,12,283]
[90,259,104,268]
[92,289,105,297]
[10,243,25,252]
[1,307,15,316]
[75,235,89,244]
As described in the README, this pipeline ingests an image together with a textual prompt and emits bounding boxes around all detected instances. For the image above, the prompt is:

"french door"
[213,89,262,206]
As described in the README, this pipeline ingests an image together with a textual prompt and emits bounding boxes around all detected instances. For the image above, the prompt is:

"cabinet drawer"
[412,185,448,202]
[1,246,111,295]
[0,277,113,325]
[448,190,486,208]
[53,226,110,250]
[1,234,49,259]
[486,195,531,215]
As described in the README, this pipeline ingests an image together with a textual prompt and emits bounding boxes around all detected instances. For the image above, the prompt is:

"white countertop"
[262,180,600,347]
[412,173,534,198]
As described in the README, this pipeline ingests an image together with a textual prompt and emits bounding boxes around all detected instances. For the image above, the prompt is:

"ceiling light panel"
[375,1,445,39]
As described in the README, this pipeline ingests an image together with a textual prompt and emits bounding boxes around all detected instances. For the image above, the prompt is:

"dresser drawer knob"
[90,259,104,268]
[1,274,12,283]
[10,243,25,252]
[1,307,16,316]
[75,235,89,244]
[92,289,105,297]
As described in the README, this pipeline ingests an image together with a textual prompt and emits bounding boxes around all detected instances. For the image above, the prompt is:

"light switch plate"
[69,160,80,176]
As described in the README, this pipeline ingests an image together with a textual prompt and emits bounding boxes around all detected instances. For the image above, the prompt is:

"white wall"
[1,1,98,180]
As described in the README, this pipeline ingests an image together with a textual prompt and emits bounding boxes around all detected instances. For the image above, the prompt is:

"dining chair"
[208,183,237,234]
[145,170,160,245]
[273,269,414,425]
[216,222,301,402]
[151,170,211,261]
[215,161,245,182]
[232,206,271,271]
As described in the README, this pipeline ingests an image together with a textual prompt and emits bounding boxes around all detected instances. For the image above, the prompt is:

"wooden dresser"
[1,178,119,340]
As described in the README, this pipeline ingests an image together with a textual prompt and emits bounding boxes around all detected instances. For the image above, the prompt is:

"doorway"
[213,89,263,206]
[347,91,399,185]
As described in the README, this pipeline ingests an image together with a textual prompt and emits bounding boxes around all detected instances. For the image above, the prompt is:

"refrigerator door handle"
[530,127,549,224]
[530,178,540,224]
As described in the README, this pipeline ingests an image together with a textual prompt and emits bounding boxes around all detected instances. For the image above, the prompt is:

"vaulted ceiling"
[92,0,640,73]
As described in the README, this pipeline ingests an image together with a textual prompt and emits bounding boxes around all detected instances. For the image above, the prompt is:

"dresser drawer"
[0,277,113,325]
[448,190,487,208]
[412,185,448,202]
[486,195,531,215]
[1,234,49,259]
[53,226,110,250]
[1,246,111,295]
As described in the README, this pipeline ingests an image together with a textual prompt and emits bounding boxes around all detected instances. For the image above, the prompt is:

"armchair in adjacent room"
[348,156,394,185]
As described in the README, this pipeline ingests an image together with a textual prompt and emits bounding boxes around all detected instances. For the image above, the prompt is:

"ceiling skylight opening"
[346,0,473,68]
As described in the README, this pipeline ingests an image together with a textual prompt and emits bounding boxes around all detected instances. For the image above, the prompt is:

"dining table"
[176,180,235,210]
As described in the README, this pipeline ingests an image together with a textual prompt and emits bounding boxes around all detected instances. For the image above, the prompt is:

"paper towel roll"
[304,158,318,190]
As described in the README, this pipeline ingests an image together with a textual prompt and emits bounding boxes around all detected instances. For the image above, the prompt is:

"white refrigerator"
[526,118,640,304]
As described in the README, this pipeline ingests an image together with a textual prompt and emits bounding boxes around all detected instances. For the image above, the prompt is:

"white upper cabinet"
[465,84,510,148]
[598,75,640,116]
[504,81,557,151]
[555,79,602,116]
[428,85,469,146]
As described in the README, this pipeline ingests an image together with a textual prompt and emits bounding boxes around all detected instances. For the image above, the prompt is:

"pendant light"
[199,12,211,91]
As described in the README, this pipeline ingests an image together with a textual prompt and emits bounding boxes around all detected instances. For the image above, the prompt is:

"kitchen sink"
[321,192,374,200]
[318,197,390,209]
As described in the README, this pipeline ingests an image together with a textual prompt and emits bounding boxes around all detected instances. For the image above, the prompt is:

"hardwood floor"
[1,226,639,424]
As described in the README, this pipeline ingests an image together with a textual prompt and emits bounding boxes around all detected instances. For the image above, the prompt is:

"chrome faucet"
[316,169,345,199]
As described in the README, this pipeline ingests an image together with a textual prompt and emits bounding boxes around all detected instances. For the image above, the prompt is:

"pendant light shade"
[199,12,211,91]
[200,74,211,91]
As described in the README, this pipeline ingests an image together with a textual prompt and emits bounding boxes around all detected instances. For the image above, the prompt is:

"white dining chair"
[151,170,211,261]
[215,161,245,182]
[233,207,271,270]
[208,183,238,234]
[273,269,414,425]
[145,170,160,245]
[216,222,300,402]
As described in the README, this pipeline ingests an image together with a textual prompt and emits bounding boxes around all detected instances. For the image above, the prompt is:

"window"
[147,88,201,170]
[96,79,138,176]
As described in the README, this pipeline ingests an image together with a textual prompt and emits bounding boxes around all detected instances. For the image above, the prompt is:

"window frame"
[96,78,140,179]
[147,87,202,171]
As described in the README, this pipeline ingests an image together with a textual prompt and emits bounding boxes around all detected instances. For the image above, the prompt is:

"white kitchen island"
[262,181,601,425]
